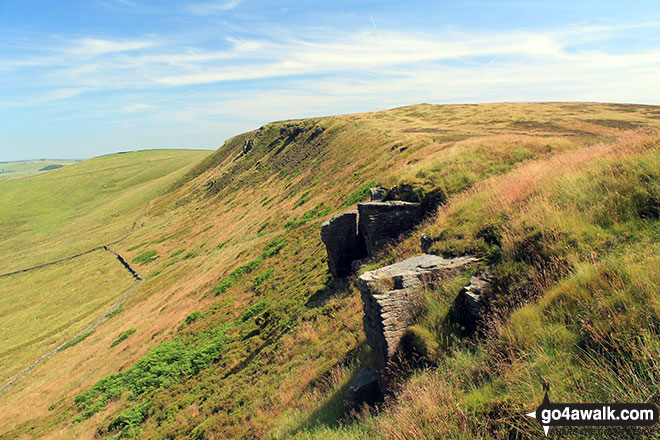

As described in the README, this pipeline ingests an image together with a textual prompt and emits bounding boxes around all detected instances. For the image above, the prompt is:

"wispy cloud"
[96,0,138,8]
[186,0,243,15]
[123,103,154,112]
[2,16,660,161]
[67,38,155,57]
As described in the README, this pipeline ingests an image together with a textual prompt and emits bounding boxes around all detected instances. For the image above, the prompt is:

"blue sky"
[1,1,660,161]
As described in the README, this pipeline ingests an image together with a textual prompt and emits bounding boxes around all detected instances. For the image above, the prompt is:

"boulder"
[357,254,478,376]
[346,368,383,408]
[369,187,387,201]
[420,233,433,253]
[455,267,493,331]
[320,211,366,278]
[357,201,424,257]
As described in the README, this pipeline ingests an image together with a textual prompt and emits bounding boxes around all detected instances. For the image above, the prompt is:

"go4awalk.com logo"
[525,384,658,436]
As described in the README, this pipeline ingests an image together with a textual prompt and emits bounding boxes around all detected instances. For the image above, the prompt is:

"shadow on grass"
[286,343,375,436]
[305,277,355,309]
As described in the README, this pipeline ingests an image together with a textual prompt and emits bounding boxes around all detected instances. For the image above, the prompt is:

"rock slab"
[346,368,383,408]
[455,267,493,331]
[357,254,478,375]
[357,201,424,257]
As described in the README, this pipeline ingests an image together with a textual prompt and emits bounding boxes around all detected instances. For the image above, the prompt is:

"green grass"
[74,325,230,423]
[178,311,203,330]
[61,330,95,350]
[133,250,158,265]
[0,250,135,385]
[211,236,287,295]
[284,203,331,230]
[342,179,378,207]
[0,149,211,273]
[0,159,79,182]
[110,329,136,348]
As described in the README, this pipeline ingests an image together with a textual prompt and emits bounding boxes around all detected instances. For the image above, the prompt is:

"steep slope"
[1,103,659,439]
[0,149,211,433]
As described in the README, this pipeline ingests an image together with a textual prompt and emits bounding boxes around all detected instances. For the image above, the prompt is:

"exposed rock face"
[369,187,387,201]
[242,139,254,154]
[320,211,366,278]
[357,254,478,377]
[346,368,383,408]
[357,201,424,257]
[420,233,433,253]
[455,267,493,331]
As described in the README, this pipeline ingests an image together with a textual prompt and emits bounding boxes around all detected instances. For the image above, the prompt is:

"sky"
[1,1,660,161]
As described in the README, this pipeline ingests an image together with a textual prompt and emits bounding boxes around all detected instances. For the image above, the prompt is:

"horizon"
[2,0,660,161]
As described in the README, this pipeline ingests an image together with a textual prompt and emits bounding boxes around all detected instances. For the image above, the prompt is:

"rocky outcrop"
[320,200,425,279]
[454,267,493,331]
[242,139,254,154]
[357,254,478,378]
[346,368,383,408]
[369,187,387,201]
[320,211,366,278]
[357,201,424,257]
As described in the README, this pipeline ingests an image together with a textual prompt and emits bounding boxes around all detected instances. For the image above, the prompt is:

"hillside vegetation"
[0,159,79,182]
[0,149,210,273]
[1,103,659,439]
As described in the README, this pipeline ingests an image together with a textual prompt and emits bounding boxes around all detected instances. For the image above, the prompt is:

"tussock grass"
[301,131,660,439]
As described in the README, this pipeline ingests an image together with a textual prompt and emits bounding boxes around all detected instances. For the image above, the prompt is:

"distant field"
[0,160,79,182]
[0,249,135,386]
[0,149,212,273]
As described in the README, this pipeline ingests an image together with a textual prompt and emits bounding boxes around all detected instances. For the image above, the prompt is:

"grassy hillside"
[1,103,659,439]
[0,149,211,273]
[0,250,135,386]
[0,159,79,182]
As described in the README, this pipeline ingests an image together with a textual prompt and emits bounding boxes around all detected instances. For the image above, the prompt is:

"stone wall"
[320,211,366,278]
[357,201,424,257]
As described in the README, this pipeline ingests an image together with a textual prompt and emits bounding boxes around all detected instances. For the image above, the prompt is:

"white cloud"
[67,38,154,57]
[3,20,660,117]
[123,103,154,112]
[41,88,86,101]
[186,0,243,15]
